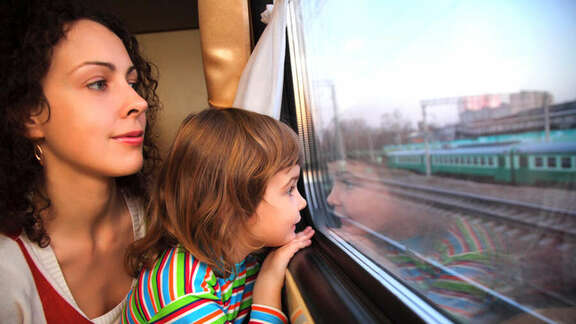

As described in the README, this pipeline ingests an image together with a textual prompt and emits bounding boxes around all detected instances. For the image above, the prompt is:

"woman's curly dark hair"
[0,0,161,246]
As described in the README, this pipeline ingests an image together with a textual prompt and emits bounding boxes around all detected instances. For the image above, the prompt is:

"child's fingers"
[259,227,315,275]
[294,226,314,240]
[278,230,314,259]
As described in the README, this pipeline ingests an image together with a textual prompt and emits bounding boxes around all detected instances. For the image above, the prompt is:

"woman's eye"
[288,185,296,195]
[87,80,107,90]
[128,81,138,89]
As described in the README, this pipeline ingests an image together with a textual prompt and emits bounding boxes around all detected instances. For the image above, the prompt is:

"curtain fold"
[198,0,251,108]
[233,0,287,119]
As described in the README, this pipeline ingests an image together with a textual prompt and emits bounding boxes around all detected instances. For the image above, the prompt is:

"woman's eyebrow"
[69,61,116,74]
[69,61,136,77]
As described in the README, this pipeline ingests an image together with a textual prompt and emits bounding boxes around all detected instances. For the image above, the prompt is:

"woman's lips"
[112,130,144,145]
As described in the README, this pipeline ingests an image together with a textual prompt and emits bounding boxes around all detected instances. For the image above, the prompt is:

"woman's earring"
[34,144,44,165]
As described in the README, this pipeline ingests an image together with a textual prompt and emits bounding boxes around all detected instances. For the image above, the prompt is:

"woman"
[0,1,160,322]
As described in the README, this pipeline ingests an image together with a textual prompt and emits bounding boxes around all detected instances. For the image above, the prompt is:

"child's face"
[249,165,307,247]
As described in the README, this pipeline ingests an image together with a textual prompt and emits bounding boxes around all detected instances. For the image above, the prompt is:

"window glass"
[289,0,576,322]
[535,157,543,168]
[548,156,557,168]
[562,157,571,169]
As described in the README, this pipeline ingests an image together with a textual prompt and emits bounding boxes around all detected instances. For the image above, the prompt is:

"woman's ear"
[25,105,48,139]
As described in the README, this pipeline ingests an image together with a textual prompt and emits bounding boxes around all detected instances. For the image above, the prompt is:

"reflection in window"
[289,0,576,322]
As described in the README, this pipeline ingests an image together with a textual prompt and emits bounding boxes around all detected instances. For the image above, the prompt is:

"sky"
[296,0,576,128]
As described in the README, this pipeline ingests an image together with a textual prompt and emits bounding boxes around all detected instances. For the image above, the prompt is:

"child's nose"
[326,188,340,207]
[298,191,307,210]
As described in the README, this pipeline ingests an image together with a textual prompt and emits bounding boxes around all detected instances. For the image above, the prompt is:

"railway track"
[357,176,576,238]
[337,176,576,309]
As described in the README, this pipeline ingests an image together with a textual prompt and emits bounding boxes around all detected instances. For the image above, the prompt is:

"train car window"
[562,157,571,169]
[548,156,557,168]
[286,0,576,323]
[535,157,543,168]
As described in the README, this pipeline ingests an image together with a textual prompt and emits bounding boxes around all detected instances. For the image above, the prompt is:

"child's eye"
[288,185,296,195]
[87,80,107,91]
[341,179,357,190]
[128,80,139,89]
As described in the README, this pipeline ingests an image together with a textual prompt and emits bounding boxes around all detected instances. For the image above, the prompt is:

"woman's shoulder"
[0,234,33,279]
[0,234,44,323]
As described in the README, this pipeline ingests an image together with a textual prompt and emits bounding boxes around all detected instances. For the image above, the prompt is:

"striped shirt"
[122,246,288,324]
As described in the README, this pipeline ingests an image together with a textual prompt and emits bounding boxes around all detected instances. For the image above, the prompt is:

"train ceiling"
[83,0,199,34]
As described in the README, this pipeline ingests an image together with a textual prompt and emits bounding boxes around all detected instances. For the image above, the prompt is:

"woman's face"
[28,19,148,179]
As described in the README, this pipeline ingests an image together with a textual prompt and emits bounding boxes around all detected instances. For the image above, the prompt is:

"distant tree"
[318,109,414,161]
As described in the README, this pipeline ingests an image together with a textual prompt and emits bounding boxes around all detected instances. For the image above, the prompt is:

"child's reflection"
[326,160,443,252]
[325,159,505,322]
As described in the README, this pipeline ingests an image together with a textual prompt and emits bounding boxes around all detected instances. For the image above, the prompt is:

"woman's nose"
[124,86,148,118]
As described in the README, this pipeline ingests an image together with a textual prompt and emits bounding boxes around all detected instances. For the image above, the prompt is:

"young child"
[122,108,314,323]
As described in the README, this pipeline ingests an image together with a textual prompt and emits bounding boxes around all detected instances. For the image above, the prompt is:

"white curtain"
[233,0,287,119]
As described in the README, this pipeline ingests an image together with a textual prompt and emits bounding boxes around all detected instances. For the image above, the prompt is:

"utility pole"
[421,103,431,177]
[544,92,550,143]
[330,84,346,161]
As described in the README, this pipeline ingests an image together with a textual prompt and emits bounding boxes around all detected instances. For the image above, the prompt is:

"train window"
[287,0,576,323]
[562,157,571,169]
[548,156,557,168]
[534,156,544,168]
[535,157,543,168]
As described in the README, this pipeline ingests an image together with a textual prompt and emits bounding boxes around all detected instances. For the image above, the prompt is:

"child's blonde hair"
[127,108,301,277]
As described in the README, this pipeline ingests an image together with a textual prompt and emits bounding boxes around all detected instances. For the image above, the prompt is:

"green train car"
[387,142,576,186]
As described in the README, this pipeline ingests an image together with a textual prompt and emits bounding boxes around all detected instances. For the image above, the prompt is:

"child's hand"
[252,226,315,309]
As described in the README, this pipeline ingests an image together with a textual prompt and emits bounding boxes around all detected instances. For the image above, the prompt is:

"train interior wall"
[135,29,207,157]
